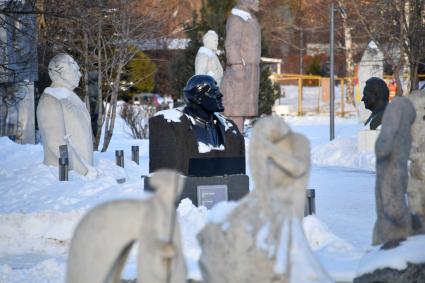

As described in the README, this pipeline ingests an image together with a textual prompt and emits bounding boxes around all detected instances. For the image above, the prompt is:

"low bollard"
[59,157,69,181]
[131,145,139,165]
[115,150,124,168]
[304,189,316,216]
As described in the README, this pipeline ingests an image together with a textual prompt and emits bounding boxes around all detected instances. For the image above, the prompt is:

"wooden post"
[298,77,303,115]
[341,79,345,117]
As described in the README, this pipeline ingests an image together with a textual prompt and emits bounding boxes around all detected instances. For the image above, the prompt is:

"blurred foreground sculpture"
[66,170,187,283]
[37,54,94,176]
[198,116,333,283]
[373,96,417,246]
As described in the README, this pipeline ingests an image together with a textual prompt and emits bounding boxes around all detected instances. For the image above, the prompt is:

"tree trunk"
[101,61,123,152]
[338,0,355,105]
[94,19,103,151]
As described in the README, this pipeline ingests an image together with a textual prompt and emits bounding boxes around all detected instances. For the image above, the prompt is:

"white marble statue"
[195,30,223,85]
[66,169,187,283]
[37,53,94,176]
[197,116,333,283]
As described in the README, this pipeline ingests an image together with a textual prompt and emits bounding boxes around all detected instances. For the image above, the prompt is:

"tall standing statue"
[198,116,333,283]
[221,0,261,132]
[373,96,416,246]
[195,30,224,86]
[408,90,425,230]
[37,54,95,176]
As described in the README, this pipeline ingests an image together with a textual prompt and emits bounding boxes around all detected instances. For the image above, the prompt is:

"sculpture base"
[354,263,425,283]
[144,174,249,209]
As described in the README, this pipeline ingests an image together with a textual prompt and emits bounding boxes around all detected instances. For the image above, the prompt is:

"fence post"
[298,77,303,115]
[341,79,345,117]
[115,150,124,168]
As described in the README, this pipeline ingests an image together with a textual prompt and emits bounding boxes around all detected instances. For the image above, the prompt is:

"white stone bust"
[37,53,95,176]
[195,30,223,85]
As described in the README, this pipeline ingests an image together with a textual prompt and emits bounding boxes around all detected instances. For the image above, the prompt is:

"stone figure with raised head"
[149,75,245,176]
[373,95,417,246]
[195,30,223,85]
[37,54,94,176]
[362,77,389,130]
[66,169,187,283]
[221,0,261,132]
[408,90,425,230]
[197,116,333,283]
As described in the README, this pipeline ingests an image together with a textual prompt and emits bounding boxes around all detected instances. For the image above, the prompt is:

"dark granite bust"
[149,75,245,176]
[362,77,389,130]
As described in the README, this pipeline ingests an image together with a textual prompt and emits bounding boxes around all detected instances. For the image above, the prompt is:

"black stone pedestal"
[144,174,249,209]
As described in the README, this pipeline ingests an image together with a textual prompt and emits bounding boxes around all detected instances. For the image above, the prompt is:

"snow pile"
[356,235,425,276]
[312,137,376,171]
[303,215,354,253]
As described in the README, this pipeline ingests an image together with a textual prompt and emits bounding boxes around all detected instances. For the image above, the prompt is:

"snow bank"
[312,137,376,171]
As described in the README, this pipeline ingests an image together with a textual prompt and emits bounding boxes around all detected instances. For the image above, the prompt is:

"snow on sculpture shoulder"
[231,8,252,21]
[154,107,184,123]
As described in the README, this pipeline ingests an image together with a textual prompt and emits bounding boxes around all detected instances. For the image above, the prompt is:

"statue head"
[249,116,310,192]
[203,30,219,52]
[362,77,389,111]
[183,75,224,113]
[237,0,259,12]
[48,53,82,91]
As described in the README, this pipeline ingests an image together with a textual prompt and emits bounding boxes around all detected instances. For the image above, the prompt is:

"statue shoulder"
[214,113,238,132]
[153,107,185,124]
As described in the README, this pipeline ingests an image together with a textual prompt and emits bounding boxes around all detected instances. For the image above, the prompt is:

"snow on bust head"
[48,53,82,91]
[203,30,218,52]
[236,0,259,12]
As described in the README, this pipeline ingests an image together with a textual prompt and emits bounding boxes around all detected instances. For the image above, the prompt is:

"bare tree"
[40,0,166,151]
[352,0,425,95]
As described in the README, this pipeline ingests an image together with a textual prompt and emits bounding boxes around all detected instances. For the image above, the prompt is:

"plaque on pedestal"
[144,174,249,208]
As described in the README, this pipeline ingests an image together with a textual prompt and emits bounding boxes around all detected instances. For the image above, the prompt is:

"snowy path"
[310,165,375,250]
[0,114,380,282]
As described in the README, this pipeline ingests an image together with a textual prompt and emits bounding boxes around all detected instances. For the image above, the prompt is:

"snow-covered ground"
[0,94,419,282]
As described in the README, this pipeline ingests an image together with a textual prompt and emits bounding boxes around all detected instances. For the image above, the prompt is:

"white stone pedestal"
[358,129,380,153]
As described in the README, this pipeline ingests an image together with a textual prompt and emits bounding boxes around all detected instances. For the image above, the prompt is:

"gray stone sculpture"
[66,169,187,283]
[37,54,94,176]
[197,116,333,283]
[408,90,425,229]
[373,96,416,246]
[221,0,261,132]
[195,30,223,85]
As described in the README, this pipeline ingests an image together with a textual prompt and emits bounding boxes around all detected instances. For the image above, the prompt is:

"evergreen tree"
[128,51,157,94]
[259,33,281,115]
